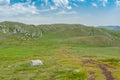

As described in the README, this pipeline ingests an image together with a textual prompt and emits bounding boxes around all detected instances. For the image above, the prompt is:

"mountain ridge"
[0,21,120,47]
[97,26,120,31]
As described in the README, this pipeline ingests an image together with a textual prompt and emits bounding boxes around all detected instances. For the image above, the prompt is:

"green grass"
[0,44,119,80]
[0,45,88,80]
[0,22,120,80]
[67,47,120,58]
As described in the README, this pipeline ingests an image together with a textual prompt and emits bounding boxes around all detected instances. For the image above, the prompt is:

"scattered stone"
[30,60,43,66]
[66,68,72,72]
[74,69,80,73]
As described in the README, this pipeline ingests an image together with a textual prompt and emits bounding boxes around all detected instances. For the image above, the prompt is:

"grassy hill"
[0,21,120,47]
[0,21,120,80]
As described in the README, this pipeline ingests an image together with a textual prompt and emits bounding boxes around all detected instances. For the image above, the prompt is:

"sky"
[0,0,120,26]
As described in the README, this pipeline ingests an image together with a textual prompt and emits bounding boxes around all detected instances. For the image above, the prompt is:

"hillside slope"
[0,21,120,80]
[0,21,120,47]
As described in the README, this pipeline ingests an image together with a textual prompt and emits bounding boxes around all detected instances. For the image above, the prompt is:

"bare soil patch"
[82,58,115,80]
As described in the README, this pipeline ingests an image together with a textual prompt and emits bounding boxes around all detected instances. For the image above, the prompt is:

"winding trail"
[82,59,115,80]
[98,64,114,80]
[56,47,115,80]
[89,71,95,80]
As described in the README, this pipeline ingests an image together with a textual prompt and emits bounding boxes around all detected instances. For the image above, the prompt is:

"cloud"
[53,0,69,7]
[44,0,48,5]
[116,0,120,6]
[53,0,72,9]
[0,1,38,17]
[56,10,76,15]
[50,6,57,10]
[0,0,120,26]
[92,3,97,7]
[39,9,51,12]
[0,0,75,18]
[0,0,10,5]
[79,0,85,2]
[99,0,108,7]
[67,6,72,9]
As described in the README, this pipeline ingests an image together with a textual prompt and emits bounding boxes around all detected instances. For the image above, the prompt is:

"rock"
[74,69,80,73]
[30,60,43,66]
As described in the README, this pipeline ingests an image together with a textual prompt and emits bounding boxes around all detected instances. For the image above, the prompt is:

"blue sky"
[0,0,120,26]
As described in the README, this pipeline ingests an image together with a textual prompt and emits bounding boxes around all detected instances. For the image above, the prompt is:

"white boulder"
[30,60,43,66]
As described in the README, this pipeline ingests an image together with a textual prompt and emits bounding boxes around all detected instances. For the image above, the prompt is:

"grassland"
[0,21,120,80]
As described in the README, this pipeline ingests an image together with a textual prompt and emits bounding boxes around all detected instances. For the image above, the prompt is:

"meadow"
[0,22,120,80]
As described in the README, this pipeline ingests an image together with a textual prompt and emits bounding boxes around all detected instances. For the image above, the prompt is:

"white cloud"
[67,6,72,9]
[39,9,51,12]
[56,10,76,15]
[0,2,38,17]
[6,0,10,4]
[71,0,85,2]
[52,0,72,10]
[26,0,32,4]
[45,0,48,5]
[100,0,108,7]
[53,0,69,7]
[0,0,10,5]
[0,0,120,26]
[116,0,120,6]
[50,6,57,10]
[79,0,85,2]
[53,0,72,9]
[12,3,38,14]
[92,3,97,7]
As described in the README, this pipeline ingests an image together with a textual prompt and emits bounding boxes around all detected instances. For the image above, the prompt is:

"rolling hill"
[0,21,120,47]
[0,21,120,80]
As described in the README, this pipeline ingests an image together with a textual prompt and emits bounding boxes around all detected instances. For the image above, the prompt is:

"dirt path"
[98,64,114,80]
[82,59,114,80]
[82,59,96,80]
[56,47,115,80]
[89,71,95,80]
